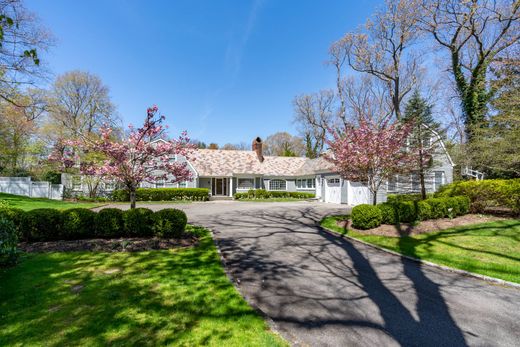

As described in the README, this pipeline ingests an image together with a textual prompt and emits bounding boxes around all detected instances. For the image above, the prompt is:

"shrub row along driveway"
[103,201,520,346]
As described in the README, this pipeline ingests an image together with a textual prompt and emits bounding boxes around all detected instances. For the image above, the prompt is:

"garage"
[324,177,342,204]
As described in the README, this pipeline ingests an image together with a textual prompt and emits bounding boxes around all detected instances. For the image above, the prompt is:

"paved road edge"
[319,224,520,290]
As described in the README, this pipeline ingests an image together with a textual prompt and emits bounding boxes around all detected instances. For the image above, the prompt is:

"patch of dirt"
[336,214,510,237]
[19,236,198,253]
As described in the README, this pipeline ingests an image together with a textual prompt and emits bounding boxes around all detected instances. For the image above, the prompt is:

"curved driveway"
[109,201,520,346]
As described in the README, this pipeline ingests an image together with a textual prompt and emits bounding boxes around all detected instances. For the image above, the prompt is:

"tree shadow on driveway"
[196,206,478,346]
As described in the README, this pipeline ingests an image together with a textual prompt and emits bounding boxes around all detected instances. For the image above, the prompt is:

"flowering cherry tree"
[52,106,195,208]
[326,120,416,205]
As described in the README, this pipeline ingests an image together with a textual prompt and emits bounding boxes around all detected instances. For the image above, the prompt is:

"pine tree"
[403,91,440,199]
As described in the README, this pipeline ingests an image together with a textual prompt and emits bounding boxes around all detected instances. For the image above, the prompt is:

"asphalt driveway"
[105,201,520,346]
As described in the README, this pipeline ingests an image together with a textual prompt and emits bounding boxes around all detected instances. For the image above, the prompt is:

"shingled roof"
[188,149,329,177]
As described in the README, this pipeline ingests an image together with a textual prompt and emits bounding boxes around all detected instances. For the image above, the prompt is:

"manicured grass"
[0,192,102,211]
[237,198,311,202]
[321,216,520,283]
[0,226,286,346]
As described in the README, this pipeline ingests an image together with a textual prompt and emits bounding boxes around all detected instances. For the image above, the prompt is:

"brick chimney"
[252,137,264,162]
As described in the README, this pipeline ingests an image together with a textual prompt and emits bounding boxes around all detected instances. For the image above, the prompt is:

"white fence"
[0,177,63,200]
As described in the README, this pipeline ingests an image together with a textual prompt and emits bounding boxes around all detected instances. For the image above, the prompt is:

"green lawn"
[0,226,286,346]
[0,192,103,211]
[321,216,520,284]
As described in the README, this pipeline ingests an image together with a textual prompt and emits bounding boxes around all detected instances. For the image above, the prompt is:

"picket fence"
[0,177,63,200]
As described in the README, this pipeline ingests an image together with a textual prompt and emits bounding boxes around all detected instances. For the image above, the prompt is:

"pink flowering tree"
[326,120,416,205]
[51,106,195,208]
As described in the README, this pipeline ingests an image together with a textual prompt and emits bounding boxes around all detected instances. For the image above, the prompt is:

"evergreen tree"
[403,91,440,199]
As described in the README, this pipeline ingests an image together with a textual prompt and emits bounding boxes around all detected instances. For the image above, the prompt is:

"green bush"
[61,208,96,240]
[415,200,432,221]
[43,170,62,184]
[387,193,433,204]
[0,217,18,266]
[111,188,209,202]
[23,208,64,241]
[0,208,27,240]
[233,190,314,200]
[453,196,471,215]
[153,208,187,238]
[377,203,397,225]
[123,208,155,237]
[425,198,448,219]
[436,179,520,214]
[394,201,417,223]
[351,204,382,230]
[95,208,124,238]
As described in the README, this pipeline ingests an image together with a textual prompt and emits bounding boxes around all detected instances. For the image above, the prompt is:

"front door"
[212,178,227,196]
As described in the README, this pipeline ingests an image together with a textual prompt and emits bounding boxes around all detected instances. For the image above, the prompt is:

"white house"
[64,135,454,205]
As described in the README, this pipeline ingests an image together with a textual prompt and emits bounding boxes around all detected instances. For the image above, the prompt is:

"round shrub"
[426,198,448,219]
[395,201,417,223]
[0,208,27,240]
[415,200,432,221]
[95,208,124,238]
[351,204,382,230]
[454,196,470,215]
[153,208,188,238]
[62,208,96,240]
[0,217,18,266]
[377,203,397,225]
[123,208,154,237]
[23,208,63,241]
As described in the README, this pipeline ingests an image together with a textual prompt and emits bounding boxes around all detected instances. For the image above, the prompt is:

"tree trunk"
[372,192,377,206]
[420,170,426,200]
[129,188,136,209]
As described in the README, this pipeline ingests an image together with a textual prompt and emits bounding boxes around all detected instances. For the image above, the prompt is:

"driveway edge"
[319,225,520,290]
[208,229,294,345]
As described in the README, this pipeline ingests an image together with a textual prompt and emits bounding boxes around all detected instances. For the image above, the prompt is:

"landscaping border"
[319,222,520,289]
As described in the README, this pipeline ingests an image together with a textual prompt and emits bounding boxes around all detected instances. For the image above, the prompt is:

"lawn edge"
[207,228,291,345]
[319,220,520,290]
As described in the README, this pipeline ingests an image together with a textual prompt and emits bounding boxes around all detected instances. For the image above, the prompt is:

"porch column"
[229,177,233,197]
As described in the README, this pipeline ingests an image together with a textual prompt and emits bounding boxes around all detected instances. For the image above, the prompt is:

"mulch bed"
[19,236,198,253]
[336,214,511,237]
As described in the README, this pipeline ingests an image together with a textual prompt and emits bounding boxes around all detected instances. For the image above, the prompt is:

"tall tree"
[48,70,119,140]
[0,0,51,105]
[292,90,334,158]
[330,0,422,120]
[263,132,305,157]
[403,90,440,199]
[326,120,416,205]
[421,0,520,140]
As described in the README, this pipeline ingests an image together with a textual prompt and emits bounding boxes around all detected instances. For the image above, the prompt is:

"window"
[434,171,444,190]
[72,176,82,191]
[327,178,340,185]
[411,173,420,191]
[155,180,165,188]
[178,181,187,188]
[296,178,315,189]
[269,179,286,191]
[237,178,254,190]
[387,176,397,191]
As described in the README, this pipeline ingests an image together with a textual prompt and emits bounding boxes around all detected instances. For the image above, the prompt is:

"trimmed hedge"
[112,188,209,202]
[0,217,18,266]
[435,179,520,214]
[153,209,188,238]
[95,208,124,238]
[352,204,382,230]
[416,200,432,221]
[234,189,315,200]
[377,203,397,225]
[62,208,96,240]
[387,193,433,204]
[0,207,189,242]
[394,201,417,223]
[123,208,154,237]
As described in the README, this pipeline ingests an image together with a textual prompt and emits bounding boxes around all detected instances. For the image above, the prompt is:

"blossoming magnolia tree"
[52,106,195,208]
[326,120,417,205]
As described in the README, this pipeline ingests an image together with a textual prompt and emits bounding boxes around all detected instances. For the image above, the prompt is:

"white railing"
[0,177,64,200]
[461,167,485,181]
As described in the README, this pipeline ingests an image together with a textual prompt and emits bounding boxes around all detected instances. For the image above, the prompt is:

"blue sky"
[27,0,381,145]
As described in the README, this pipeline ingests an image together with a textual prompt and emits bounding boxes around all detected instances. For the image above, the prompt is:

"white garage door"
[349,182,371,205]
[325,177,342,204]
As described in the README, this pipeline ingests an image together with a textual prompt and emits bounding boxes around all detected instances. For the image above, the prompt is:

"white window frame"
[178,181,187,188]
[411,173,420,192]
[387,175,397,192]
[237,178,255,190]
[434,171,445,190]
[72,176,82,191]
[296,178,315,190]
[327,178,340,185]
[155,179,165,188]
[269,179,287,191]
